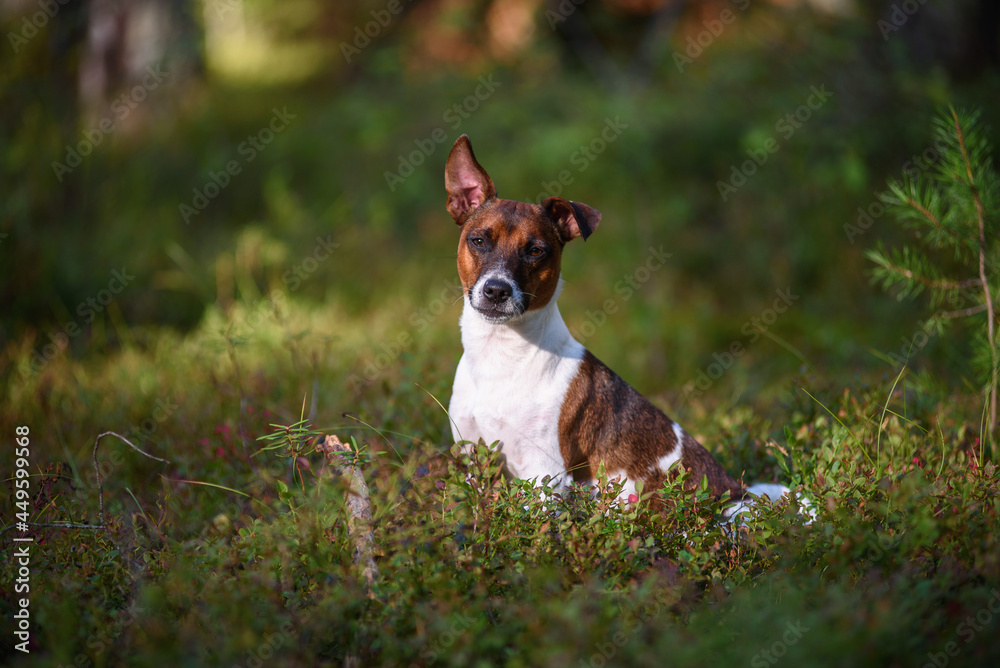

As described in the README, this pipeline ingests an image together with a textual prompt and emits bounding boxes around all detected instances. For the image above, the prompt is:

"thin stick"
[2,521,105,533]
[2,430,169,535]
[317,435,379,596]
[93,431,171,525]
[937,303,989,320]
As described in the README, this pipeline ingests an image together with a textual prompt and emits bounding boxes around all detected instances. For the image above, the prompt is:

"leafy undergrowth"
[2,302,1000,667]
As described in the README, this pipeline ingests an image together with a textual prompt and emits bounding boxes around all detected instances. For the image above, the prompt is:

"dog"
[444,134,783,508]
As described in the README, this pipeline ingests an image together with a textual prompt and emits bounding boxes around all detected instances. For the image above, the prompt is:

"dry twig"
[317,435,379,595]
[2,430,169,534]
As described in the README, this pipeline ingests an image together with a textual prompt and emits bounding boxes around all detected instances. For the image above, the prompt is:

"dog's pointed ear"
[543,197,601,242]
[445,135,496,224]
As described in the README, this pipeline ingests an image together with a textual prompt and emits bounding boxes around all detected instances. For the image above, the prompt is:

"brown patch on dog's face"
[445,135,601,323]
[456,199,566,319]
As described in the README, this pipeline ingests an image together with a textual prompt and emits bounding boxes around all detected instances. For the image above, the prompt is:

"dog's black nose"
[482,278,513,304]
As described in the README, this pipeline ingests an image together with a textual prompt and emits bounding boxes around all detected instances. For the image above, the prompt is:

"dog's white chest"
[448,298,584,487]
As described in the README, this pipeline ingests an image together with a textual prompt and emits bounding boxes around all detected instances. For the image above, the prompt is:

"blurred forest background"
[3,2,1000,665]
[2,0,999,410]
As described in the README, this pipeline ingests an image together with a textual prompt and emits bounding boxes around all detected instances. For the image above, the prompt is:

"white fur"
[744,483,792,502]
[609,472,638,501]
[449,280,583,490]
[448,273,813,525]
[655,423,685,473]
[724,484,816,526]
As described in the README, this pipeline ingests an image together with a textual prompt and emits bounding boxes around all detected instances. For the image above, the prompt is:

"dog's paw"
[723,483,816,528]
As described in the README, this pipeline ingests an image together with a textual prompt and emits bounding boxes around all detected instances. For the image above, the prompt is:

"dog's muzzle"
[470,274,525,323]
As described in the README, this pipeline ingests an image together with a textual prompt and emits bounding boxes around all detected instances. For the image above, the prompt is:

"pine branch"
[953,109,978,188]
[869,107,999,455]
[867,244,979,303]
[954,107,998,436]
[904,195,941,229]
[882,178,968,256]
[878,260,978,291]
[937,303,989,320]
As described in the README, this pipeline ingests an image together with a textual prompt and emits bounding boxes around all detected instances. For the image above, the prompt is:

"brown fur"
[455,199,565,313]
[559,351,746,500]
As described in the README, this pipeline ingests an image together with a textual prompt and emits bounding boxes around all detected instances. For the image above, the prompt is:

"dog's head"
[444,135,602,324]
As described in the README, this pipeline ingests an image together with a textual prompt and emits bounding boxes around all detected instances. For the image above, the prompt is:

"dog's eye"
[469,237,486,248]
[529,246,546,258]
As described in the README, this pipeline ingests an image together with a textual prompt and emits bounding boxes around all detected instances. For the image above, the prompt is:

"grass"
[3,289,1000,667]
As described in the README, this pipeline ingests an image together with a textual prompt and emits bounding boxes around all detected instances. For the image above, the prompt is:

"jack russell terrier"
[445,134,789,509]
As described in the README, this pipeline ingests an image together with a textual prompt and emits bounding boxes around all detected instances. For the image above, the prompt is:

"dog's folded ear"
[445,135,496,224]
[543,197,602,242]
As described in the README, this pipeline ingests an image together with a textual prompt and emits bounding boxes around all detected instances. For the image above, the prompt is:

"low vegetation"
[4,270,999,665]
